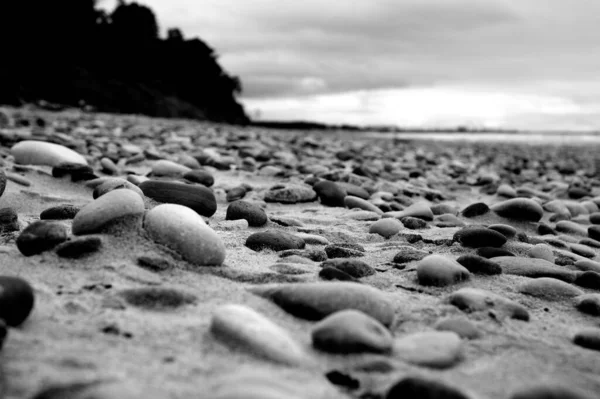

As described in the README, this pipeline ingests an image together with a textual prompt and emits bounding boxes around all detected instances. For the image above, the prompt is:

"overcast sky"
[103,0,600,130]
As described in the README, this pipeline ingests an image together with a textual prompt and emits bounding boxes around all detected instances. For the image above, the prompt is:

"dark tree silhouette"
[0,0,249,124]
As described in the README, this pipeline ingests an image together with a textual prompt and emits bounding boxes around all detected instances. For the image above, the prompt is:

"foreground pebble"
[417,255,470,287]
[211,304,308,365]
[140,180,217,217]
[245,230,305,252]
[11,140,87,166]
[16,221,68,256]
[249,282,395,326]
[72,189,145,235]
[393,331,463,368]
[311,309,392,354]
[0,276,35,326]
[144,204,226,266]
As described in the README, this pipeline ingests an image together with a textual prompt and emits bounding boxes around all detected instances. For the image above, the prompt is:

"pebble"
[11,140,87,166]
[144,204,226,266]
[320,259,376,278]
[311,309,393,353]
[510,384,596,399]
[100,157,119,174]
[556,221,588,236]
[434,214,466,227]
[226,185,248,202]
[313,180,347,207]
[226,200,268,227]
[0,207,20,233]
[140,180,217,217]
[385,202,434,221]
[249,282,395,326]
[338,182,370,199]
[417,255,470,287]
[490,198,544,222]
[461,202,489,217]
[294,233,329,245]
[72,189,145,235]
[369,218,403,238]
[447,287,530,321]
[588,225,600,241]
[137,256,175,272]
[246,230,305,252]
[6,172,31,186]
[92,178,144,199]
[434,316,481,339]
[574,271,600,290]
[518,278,583,300]
[569,243,596,258]
[589,212,600,224]
[344,196,383,214]
[183,169,214,187]
[475,246,515,258]
[573,328,600,351]
[493,257,576,282]
[0,276,35,326]
[528,243,555,262]
[151,159,191,177]
[393,247,430,264]
[488,224,517,239]
[210,304,308,365]
[574,259,600,273]
[455,226,507,248]
[0,169,5,198]
[575,294,600,316]
[386,375,470,399]
[119,287,196,309]
[399,216,427,229]
[319,266,358,281]
[497,183,517,198]
[263,184,317,203]
[52,163,96,181]
[16,221,69,256]
[55,236,103,258]
[456,254,502,275]
[325,244,364,258]
[393,331,463,368]
[40,204,80,220]
[280,248,327,262]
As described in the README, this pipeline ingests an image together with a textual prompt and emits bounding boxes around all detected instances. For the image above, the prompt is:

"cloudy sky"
[104,0,600,130]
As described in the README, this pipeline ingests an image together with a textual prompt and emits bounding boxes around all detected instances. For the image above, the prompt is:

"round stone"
[72,189,145,235]
[320,259,375,278]
[488,224,517,239]
[55,236,103,258]
[226,200,268,227]
[518,278,583,300]
[264,184,317,204]
[588,225,600,241]
[455,227,507,248]
[573,328,600,352]
[491,198,544,222]
[461,202,489,218]
[249,282,395,326]
[144,204,226,266]
[417,255,470,287]
[456,254,502,275]
[447,287,530,321]
[575,294,600,316]
[393,331,463,368]
[245,230,305,252]
[0,207,20,233]
[369,218,403,238]
[0,276,35,326]
[16,221,69,256]
[12,140,87,166]
[151,160,191,177]
[211,304,308,365]
[344,196,383,214]
[92,178,144,199]
[40,204,80,220]
[183,170,214,187]
[434,316,481,339]
[311,309,393,353]
[528,243,555,262]
[386,375,470,399]
[140,180,217,217]
[313,180,347,207]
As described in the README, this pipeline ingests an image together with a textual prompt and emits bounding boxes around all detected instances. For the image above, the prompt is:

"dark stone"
[588,225,600,241]
[538,223,557,235]
[321,259,375,278]
[119,287,196,309]
[573,329,600,352]
[399,216,428,230]
[313,180,347,207]
[491,198,544,222]
[245,230,305,252]
[579,238,600,248]
[475,247,515,258]
[0,207,19,233]
[574,271,600,290]
[137,256,175,272]
[456,254,502,275]
[455,227,507,248]
[139,180,217,217]
[0,169,6,198]
[183,170,214,187]
[280,249,327,262]
[52,163,96,182]
[0,275,35,326]
[392,248,429,264]
[40,204,80,220]
[0,319,7,350]
[319,266,358,282]
[568,186,591,199]
[16,221,69,256]
[226,200,268,227]
[461,202,489,218]
[55,236,102,258]
[488,224,517,239]
[226,186,247,202]
[325,370,360,390]
[325,244,364,258]
[386,375,469,399]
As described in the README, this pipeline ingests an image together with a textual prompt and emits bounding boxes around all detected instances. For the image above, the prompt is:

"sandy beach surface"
[0,106,599,399]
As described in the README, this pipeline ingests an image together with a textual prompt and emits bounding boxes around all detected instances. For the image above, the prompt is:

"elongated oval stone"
[144,204,225,266]
[210,304,308,365]
[140,180,217,217]
[11,140,87,166]
[72,189,145,235]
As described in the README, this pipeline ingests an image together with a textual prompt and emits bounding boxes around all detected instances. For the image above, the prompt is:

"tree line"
[0,0,249,123]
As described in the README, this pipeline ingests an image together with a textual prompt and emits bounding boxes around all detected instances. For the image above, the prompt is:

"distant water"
[359,131,600,145]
